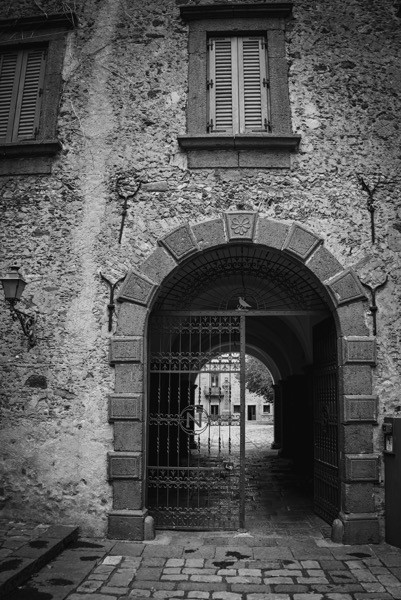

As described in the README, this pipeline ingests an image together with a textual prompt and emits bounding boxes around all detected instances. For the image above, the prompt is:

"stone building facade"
[0,0,401,544]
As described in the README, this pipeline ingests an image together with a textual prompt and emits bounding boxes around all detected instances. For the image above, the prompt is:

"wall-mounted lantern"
[0,265,37,348]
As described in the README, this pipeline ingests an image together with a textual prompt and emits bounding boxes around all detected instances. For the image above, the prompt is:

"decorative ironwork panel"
[147,314,243,530]
[313,317,340,524]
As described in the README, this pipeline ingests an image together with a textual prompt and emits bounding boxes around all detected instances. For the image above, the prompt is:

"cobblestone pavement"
[5,529,401,600]
[2,426,401,599]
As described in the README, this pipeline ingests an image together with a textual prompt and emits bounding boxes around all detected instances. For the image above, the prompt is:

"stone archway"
[107,212,379,544]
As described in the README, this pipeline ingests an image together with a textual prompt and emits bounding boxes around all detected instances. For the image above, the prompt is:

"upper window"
[178,3,301,169]
[0,46,46,143]
[0,14,76,175]
[207,36,269,135]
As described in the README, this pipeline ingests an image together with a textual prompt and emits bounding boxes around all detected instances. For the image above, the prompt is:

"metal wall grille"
[147,315,245,530]
[313,317,340,524]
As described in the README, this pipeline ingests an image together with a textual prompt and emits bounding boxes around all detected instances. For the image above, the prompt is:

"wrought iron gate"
[147,314,246,530]
[313,317,340,524]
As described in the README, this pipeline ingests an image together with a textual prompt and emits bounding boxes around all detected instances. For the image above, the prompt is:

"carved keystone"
[225,212,257,241]
[109,337,142,364]
[327,269,367,306]
[345,454,379,482]
[283,224,322,261]
[108,452,141,480]
[343,337,376,365]
[109,394,142,421]
[159,224,198,261]
[117,270,156,306]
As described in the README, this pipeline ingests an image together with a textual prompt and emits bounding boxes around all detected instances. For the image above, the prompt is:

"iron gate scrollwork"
[313,317,340,524]
[147,314,244,530]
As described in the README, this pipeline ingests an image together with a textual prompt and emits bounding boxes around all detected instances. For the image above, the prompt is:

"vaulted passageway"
[146,243,337,531]
[109,213,379,544]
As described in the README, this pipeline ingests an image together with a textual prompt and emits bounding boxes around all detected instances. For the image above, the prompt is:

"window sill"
[0,140,62,158]
[177,134,301,151]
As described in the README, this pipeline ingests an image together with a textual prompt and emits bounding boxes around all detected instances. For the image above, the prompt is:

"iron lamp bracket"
[8,300,37,348]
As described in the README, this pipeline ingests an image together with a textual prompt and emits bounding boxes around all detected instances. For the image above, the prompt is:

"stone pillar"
[338,336,380,544]
[108,336,147,540]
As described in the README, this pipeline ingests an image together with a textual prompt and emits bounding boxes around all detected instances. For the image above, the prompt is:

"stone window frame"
[177,3,301,168]
[0,13,77,175]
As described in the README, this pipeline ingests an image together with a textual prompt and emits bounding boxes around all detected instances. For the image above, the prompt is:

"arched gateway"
[108,212,379,545]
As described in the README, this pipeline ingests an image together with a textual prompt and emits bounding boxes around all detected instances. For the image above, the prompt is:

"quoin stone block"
[109,338,142,364]
[343,337,376,364]
[343,395,378,423]
[108,453,141,480]
[108,394,142,421]
[345,454,379,482]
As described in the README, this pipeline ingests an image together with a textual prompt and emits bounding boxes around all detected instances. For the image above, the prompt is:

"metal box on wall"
[383,417,401,549]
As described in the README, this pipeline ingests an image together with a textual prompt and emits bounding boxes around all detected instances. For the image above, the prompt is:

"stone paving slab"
[2,523,401,600]
[0,521,79,596]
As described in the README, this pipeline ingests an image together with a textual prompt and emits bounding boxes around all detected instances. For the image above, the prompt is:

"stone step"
[0,524,79,596]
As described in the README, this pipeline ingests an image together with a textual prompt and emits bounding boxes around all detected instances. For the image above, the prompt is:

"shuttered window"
[208,36,269,134]
[0,47,46,143]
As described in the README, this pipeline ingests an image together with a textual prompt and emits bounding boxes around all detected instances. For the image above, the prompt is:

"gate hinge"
[264,118,272,132]
[207,78,213,89]
[207,119,214,132]
[263,78,270,88]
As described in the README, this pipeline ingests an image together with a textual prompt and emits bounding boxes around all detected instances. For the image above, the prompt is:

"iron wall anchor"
[361,275,388,336]
[100,272,126,332]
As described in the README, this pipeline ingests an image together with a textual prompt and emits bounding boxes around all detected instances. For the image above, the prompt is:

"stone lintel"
[159,224,199,261]
[283,223,322,261]
[109,337,142,364]
[108,509,148,541]
[108,394,142,421]
[342,395,378,424]
[342,336,376,365]
[225,211,257,242]
[344,454,379,482]
[108,452,141,480]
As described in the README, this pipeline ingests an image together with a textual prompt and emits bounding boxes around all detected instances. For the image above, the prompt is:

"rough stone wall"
[0,0,400,535]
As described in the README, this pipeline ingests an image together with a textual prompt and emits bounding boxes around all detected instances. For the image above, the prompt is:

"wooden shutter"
[208,37,237,133]
[238,37,268,133]
[0,47,46,143]
[208,36,269,134]
[0,52,20,142]
[14,48,46,140]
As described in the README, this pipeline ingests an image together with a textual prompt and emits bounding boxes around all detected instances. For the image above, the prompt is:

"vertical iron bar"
[239,314,246,529]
